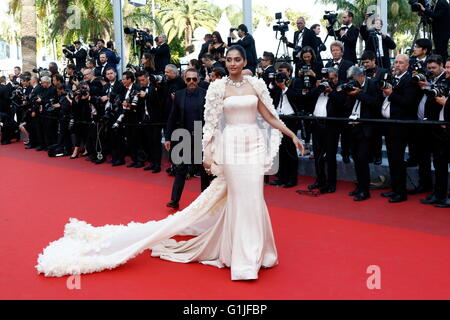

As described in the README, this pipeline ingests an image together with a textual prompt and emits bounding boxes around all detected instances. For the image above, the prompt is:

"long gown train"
[36,94,279,280]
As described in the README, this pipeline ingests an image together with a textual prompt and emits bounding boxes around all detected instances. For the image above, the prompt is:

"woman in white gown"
[36,45,304,281]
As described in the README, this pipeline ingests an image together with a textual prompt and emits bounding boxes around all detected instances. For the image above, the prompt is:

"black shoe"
[166,201,179,209]
[381,191,397,198]
[348,188,361,196]
[434,199,450,208]
[94,159,105,164]
[282,182,297,188]
[152,166,161,173]
[421,194,444,205]
[373,157,382,165]
[85,157,95,162]
[342,155,350,164]
[408,185,433,195]
[269,180,283,186]
[35,146,44,151]
[112,161,125,167]
[69,154,79,159]
[320,185,336,194]
[389,194,407,203]
[308,183,322,190]
[127,162,137,168]
[144,164,155,171]
[354,192,370,201]
[134,162,144,168]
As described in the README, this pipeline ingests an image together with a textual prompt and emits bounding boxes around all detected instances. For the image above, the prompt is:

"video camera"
[124,26,154,47]
[273,12,290,38]
[324,10,339,35]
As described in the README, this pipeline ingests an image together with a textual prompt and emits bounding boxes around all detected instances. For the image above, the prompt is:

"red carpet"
[1,143,450,300]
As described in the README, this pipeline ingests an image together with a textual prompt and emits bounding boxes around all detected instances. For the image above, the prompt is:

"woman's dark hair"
[300,46,316,63]
[142,52,155,71]
[189,59,202,70]
[226,45,247,60]
[212,31,224,44]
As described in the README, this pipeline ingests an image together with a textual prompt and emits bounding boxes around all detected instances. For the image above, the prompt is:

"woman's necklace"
[226,77,246,88]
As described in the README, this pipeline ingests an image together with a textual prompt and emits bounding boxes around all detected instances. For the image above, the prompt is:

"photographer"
[306,68,347,193]
[416,55,448,205]
[269,72,302,188]
[325,40,354,163]
[415,0,450,60]
[231,24,258,75]
[89,39,120,69]
[361,50,389,165]
[52,84,73,156]
[35,76,57,151]
[63,41,87,71]
[95,52,116,78]
[149,35,171,74]
[311,24,326,65]
[256,51,276,88]
[360,17,396,69]
[120,71,145,168]
[283,17,317,76]
[380,54,422,203]
[343,66,381,201]
[409,38,432,73]
[432,57,450,207]
[99,67,125,165]
[136,70,165,173]
[336,11,359,64]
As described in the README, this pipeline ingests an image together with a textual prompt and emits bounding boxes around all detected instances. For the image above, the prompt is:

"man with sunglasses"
[164,69,213,209]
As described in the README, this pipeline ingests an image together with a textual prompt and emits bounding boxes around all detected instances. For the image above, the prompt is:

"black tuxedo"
[0,84,12,116]
[345,78,381,194]
[423,0,450,60]
[336,25,359,64]
[165,87,212,203]
[66,48,87,71]
[383,73,422,197]
[287,27,317,64]
[360,25,396,69]
[236,34,257,73]
[308,86,347,188]
[259,65,276,88]
[198,40,212,60]
[150,43,171,73]
[325,59,354,83]
[95,63,115,78]
[271,86,301,185]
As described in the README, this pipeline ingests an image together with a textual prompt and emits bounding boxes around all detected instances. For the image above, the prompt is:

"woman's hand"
[292,135,305,156]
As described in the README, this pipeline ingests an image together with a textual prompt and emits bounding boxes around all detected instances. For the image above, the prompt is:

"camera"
[32,67,48,74]
[318,80,333,92]
[62,44,76,57]
[380,73,396,89]
[272,13,290,37]
[150,74,164,84]
[323,11,338,26]
[299,66,312,89]
[409,0,431,12]
[424,82,449,97]
[126,63,141,72]
[88,43,96,49]
[124,26,154,47]
[411,60,431,82]
[73,70,84,82]
[337,80,361,93]
[274,72,288,84]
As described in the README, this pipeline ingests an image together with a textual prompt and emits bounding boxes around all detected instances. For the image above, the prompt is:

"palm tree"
[18,0,37,71]
[158,0,218,54]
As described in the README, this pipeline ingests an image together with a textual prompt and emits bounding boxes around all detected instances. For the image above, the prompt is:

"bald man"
[379,54,422,203]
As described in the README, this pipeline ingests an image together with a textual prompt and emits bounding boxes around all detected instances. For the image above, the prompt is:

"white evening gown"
[36,94,278,280]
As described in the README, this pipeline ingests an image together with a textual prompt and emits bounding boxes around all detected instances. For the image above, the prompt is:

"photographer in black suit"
[284,17,317,76]
[343,66,381,201]
[336,11,359,64]
[311,24,327,65]
[416,55,448,206]
[307,68,347,193]
[63,41,87,71]
[416,0,450,60]
[360,16,396,69]
[380,54,421,203]
[231,24,257,75]
[164,69,212,209]
[325,41,354,163]
[149,35,171,74]
[256,51,276,88]
[269,72,301,188]
[361,50,389,165]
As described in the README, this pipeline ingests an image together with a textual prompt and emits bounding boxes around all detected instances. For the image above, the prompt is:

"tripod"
[411,14,433,52]
[275,33,290,62]
[129,34,141,66]
[369,30,384,69]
